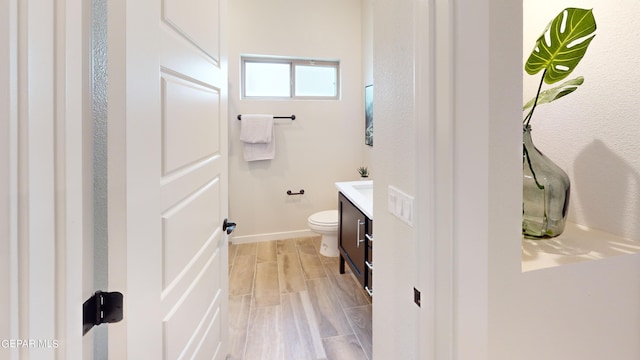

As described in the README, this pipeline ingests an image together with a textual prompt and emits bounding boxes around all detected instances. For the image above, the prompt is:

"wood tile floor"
[228,236,372,360]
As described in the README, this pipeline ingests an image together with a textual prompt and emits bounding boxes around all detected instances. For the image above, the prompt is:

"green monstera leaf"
[523,76,584,111]
[525,8,597,84]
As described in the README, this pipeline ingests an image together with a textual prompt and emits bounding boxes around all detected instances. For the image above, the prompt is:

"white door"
[107,0,229,358]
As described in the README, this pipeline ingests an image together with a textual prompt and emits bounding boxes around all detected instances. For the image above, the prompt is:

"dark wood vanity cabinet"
[338,192,373,297]
[364,218,373,297]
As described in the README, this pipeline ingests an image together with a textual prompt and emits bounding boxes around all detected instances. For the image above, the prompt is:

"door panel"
[162,74,220,175]
[160,157,221,211]
[161,178,220,289]
[158,0,227,357]
[108,0,228,357]
[163,0,220,60]
[163,248,222,359]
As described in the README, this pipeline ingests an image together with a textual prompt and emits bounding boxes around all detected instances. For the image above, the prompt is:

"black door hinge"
[83,291,124,335]
[414,287,421,307]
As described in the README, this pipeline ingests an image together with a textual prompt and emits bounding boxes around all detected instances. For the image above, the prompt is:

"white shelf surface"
[522,222,640,272]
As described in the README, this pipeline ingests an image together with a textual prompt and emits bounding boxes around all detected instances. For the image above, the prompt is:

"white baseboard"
[230,229,317,245]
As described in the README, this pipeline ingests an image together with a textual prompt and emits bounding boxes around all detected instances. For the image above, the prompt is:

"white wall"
[228,0,366,242]
[371,0,419,358]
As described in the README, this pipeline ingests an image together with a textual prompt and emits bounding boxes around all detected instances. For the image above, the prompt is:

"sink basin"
[335,180,373,219]
[352,183,373,199]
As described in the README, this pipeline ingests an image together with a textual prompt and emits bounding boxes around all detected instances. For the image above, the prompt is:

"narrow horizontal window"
[241,56,340,100]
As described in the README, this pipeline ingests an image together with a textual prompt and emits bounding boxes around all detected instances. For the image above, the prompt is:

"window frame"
[241,56,340,100]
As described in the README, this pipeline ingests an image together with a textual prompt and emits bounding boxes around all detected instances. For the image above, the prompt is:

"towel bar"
[237,114,296,120]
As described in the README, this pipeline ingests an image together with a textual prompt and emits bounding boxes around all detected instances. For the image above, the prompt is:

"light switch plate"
[387,185,414,227]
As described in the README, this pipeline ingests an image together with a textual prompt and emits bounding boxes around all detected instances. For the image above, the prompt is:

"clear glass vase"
[522,125,571,239]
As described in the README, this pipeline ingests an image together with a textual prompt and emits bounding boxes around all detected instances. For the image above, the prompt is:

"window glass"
[244,61,291,97]
[242,56,339,99]
[294,64,338,97]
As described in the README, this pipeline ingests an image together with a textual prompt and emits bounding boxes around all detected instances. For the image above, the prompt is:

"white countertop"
[335,180,373,219]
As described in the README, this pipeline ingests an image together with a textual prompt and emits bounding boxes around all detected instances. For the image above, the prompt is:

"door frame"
[414,0,454,359]
[414,1,522,359]
[58,0,93,357]
[1,0,18,354]
[2,0,89,358]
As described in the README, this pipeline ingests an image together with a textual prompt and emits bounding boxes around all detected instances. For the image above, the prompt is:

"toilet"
[307,210,340,257]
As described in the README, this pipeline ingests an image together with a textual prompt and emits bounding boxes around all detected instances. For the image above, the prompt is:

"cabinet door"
[365,218,373,297]
[339,193,366,286]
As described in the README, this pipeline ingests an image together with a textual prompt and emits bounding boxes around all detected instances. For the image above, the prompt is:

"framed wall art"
[365,84,373,146]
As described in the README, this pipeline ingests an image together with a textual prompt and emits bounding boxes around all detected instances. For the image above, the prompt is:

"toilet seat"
[308,210,339,229]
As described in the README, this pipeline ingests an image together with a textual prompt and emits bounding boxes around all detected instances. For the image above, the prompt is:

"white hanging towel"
[239,114,275,161]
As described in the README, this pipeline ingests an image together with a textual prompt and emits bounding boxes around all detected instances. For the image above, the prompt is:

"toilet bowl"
[308,210,339,257]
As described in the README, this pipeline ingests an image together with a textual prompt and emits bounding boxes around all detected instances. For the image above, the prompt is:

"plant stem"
[523,144,545,190]
[524,69,547,127]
